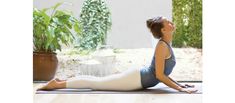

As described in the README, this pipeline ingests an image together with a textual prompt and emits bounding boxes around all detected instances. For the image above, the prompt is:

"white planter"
[78,49,116,77]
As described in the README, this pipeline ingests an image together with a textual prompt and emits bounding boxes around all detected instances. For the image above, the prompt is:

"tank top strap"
[159,39,174,54]
[159,39,170,47]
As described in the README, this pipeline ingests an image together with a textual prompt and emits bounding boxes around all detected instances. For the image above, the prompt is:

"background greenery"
[77,0,111,52]
[172,0,202,48]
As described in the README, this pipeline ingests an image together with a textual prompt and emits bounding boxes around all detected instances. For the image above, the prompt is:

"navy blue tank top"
[140,40,176,88]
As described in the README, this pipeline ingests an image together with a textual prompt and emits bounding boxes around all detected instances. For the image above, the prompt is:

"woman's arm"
[155,42,197,93]
[168,76,195,88]
[168,76,184,87]
[155,42,182,91]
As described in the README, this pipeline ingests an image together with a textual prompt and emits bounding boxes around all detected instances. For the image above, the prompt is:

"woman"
[38,16,198,93]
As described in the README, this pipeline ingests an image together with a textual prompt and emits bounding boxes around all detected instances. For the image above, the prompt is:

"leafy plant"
[78,0,112,52]
[33,2,81,53]
[172,0,202,48]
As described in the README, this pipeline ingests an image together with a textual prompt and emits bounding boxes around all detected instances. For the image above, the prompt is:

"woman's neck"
[161,35,172,44]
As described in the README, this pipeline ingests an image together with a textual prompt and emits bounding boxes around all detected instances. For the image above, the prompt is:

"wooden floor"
[33,83,202,103]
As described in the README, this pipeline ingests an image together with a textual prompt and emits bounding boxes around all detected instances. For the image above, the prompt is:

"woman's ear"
[161,28,165,34]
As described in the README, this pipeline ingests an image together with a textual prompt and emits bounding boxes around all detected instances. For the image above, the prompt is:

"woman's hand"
[179,88,198,94]
[179,83,195,88]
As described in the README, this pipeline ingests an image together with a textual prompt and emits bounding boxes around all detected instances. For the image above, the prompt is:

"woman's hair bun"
[146,16,164,39]
[146,16,163,28]
[146,19,154,29]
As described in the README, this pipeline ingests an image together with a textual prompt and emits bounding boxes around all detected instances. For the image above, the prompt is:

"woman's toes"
[55,78,66,82]
[37,84,48,90]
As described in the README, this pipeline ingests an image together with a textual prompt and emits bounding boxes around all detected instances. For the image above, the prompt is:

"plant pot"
[33,52,58,81]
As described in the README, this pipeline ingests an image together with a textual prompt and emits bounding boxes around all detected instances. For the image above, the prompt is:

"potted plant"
[33,2,80,81]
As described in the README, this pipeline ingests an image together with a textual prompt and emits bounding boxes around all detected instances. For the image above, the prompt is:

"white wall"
[34,0,172,49]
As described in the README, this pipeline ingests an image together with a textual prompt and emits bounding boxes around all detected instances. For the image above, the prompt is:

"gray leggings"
[66,68,143,91]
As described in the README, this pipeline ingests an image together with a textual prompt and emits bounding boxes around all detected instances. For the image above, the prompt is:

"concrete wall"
[34,0,172,48]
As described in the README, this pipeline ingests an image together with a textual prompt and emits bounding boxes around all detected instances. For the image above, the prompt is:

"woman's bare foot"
[55,78,66,82]
[37,78,66,90]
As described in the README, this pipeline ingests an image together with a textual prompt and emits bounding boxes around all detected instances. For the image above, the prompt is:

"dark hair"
[146,16,164,39]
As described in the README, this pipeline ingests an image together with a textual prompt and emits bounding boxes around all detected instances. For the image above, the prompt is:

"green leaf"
[74,23,81,34]
[52,2,63,12]
[33,2,81,52]
[79,0,111,51]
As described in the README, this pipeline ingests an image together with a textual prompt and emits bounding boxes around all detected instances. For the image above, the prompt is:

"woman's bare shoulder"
[156,41,168,51]
[155,41,169,57]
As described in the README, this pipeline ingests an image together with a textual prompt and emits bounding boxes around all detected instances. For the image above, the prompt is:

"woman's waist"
[140,66,156,76]
[140,67,159,88]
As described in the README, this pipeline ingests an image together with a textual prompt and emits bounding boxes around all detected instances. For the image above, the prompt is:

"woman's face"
[161,18,175,35]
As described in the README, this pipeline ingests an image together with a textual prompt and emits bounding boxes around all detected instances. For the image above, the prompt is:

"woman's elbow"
[156,73,165,80]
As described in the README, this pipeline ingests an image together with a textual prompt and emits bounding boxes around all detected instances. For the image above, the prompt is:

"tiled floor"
[34,94,202,103]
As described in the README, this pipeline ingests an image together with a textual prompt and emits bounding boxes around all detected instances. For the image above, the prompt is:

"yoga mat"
[36,82,202,94]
